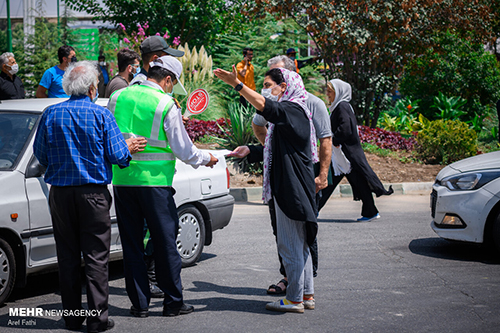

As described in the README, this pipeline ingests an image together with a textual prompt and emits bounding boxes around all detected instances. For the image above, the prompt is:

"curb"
[230,182,434,202]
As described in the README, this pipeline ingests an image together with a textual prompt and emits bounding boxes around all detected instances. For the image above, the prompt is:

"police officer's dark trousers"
[113,186,183,310]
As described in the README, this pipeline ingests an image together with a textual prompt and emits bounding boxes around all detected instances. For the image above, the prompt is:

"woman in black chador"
[318,79,393,221]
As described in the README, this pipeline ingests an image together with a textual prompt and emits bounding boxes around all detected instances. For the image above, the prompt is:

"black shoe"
[163,303,194,317]
[88,319,114,333]
[150,283,165,298]
[130,306,149,318]
[65,316,86,331]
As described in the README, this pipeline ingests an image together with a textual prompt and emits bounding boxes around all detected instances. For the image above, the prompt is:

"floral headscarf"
[262,68,319,203]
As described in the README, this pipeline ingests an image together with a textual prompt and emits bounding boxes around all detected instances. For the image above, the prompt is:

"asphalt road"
[1,194,500,332]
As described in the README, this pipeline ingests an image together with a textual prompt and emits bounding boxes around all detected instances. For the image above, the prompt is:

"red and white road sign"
[186,89,210,115]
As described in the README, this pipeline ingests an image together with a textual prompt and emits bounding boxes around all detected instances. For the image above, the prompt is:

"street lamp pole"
[7,0,13,52]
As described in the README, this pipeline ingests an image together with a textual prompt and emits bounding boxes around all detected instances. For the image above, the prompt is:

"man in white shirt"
[108,56,217,318]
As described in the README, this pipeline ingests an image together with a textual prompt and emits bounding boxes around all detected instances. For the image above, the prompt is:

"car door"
[24,150,57,268]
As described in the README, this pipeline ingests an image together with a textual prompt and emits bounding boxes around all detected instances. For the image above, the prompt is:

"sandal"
[267,279,288,295]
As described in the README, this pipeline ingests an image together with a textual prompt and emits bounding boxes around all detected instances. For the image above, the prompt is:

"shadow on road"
[409,237,500,264]
[317,218,357,224]
[4,261,125,305]
[186,281,264,296]
[179,296,281,315]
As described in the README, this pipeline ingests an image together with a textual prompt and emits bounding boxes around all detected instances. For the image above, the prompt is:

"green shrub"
[400,32,500,122]
[215,102,256,150]
[431,92,467,120]
[416,119,477,164]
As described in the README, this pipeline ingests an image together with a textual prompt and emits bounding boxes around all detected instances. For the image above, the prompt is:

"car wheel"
[0,238,16,305]
[177,205,205,267]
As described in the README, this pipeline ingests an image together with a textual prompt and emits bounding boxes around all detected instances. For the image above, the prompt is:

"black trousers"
[239,95,248,108]
[113,186,183,310]
[49,185,111,332]
[269,198,319,278]
[317,168,378,218]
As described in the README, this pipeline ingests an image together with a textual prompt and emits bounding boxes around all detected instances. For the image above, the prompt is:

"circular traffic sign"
[186,89,210,115]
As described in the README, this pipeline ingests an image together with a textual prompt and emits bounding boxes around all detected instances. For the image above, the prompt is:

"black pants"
[114,186,183,310]
[318,168,378,218]
[239,95,248,108]
[269,198,319,278]
[49,185,111,332]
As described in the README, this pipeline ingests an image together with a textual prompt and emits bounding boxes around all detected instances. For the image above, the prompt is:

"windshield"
[0,113,39,170]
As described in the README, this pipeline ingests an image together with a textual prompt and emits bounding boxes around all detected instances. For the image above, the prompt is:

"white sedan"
[0,98,234,305]
[431,150,500,249]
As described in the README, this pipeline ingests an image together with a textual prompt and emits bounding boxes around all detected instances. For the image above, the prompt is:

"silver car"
[0,99,234,305]
[431,150,500,249]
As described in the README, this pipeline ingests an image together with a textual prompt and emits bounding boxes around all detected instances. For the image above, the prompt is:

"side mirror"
[26,155,46,178]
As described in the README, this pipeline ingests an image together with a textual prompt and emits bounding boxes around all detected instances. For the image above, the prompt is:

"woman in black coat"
[318,79,393,221]
[214,66,318,313]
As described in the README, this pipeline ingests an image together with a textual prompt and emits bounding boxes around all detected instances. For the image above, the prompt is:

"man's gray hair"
[267,55,295,71]
[63,61,98,96]
[0,52,14,67]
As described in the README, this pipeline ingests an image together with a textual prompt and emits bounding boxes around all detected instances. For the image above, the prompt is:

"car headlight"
[442,171,500,191]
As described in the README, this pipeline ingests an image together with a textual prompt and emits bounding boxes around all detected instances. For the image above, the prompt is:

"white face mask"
[7,64,18,75]
[261,85,280,101]
[99,61,106,67]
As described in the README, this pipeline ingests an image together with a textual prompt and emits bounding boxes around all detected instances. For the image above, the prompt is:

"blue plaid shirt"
[33,95,131,186]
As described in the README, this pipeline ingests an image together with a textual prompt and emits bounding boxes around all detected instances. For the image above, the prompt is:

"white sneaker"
[303,298,315,310]
[265,299,304,313]
[357,213,380,222]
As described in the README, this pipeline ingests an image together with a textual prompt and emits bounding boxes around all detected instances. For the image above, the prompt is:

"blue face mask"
[133,66,141,78]
[92,91,99,103]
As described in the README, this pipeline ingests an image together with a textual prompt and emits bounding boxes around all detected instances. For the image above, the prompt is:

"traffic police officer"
[108,56,218,317]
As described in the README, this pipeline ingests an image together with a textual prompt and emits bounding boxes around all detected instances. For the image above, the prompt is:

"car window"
[0,113,39,170]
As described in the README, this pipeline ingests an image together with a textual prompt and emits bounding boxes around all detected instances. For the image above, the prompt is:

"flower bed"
[185,118,230,142]
[187,118,417,152]
[358,125,417,151]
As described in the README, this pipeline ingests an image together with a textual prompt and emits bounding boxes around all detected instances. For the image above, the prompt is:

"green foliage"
[16,18,61,97]
[361,143,397,158]
[215,102,256,150]
[65,0,245,52]
[379,98,429,135]
[416,119,478,164]
[401,32,500,122]
[214,102,262,174]
[430,92,467,120]
[6,2,83,97]
[211,14,324,105]
[252,0,494,128]
[98,30,120,76]
[175,43,225,121]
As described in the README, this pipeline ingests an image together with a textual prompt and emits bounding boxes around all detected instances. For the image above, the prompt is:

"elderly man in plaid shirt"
[33,61,146,333]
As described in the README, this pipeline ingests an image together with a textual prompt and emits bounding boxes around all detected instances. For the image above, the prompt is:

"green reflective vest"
[109,84,177,186]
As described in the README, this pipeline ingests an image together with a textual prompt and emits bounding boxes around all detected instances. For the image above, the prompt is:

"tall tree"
[251,0,494,127]
[65,0,245,51]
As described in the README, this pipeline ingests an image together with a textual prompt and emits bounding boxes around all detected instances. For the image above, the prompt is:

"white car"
[0,98,234,305]
[431,150,500,249]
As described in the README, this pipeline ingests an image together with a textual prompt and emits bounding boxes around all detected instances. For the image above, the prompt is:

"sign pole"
[7,0,12,52]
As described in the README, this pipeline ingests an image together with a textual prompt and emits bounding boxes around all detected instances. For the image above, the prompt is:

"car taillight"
[226,167,230,189]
